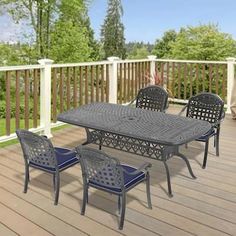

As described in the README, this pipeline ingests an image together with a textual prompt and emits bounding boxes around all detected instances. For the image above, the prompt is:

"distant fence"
[0,56,235,142]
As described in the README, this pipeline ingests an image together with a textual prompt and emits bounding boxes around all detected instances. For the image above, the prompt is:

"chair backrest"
[186,93,224,125]
[135,85,168,112]
[16,129,57,168]
[76,146,124,190]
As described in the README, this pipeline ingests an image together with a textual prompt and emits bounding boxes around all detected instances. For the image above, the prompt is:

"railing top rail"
[154,58,227,64]
[117,59,151,63]
[0,64,44,72]
[51,60,112,68]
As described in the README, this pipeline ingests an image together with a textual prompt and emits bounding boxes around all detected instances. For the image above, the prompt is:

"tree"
[126,41,153,57]
[169,24,236,60]
[0,42,37,65]
[127,45,149,59]
[101,0,126,59]
[50,21,91,63]
[49,0,92,62]
[0,0,58,58]
[82,13,100,60]
[0,0,99,62]
[152,30,177,58]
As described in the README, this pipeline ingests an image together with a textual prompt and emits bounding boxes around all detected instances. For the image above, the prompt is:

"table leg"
[176,152,196,179]
[82,140,90,145]
[84,128,92,145]
[163,161,173,197]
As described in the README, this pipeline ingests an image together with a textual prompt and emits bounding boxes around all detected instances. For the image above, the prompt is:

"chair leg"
[118,195,121,214]
[215,128,220,156]
[23,164,29,193]
[99,134,102,150]
[86,187,89,204]
[119,193,126,230]
[202,140,209,169]
[81,185,88,215]
[53,171,60,205]
[146,172,152,209]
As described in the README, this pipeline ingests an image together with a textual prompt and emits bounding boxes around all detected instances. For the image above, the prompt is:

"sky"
[0,0,235,43]
[88,0,236,43]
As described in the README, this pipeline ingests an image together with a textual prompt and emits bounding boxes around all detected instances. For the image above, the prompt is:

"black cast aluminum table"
[58,102,212,196]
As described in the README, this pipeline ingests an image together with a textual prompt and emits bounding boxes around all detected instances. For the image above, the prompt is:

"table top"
[57,102,212,146]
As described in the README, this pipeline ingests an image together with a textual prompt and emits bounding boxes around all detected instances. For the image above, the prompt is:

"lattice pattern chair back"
[186,93,224,125]
[16,129,57,169]
[77,147,124,190]
[136,85,168,112]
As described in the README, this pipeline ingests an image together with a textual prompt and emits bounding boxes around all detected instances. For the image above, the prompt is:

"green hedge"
[0,100,37,119]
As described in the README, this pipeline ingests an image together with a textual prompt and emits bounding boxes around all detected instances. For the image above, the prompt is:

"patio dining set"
[16,85,225,230]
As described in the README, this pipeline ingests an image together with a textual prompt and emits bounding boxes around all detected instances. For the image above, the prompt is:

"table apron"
[85,129,179,161]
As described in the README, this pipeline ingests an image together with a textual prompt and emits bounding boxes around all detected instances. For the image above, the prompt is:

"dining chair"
[16,129,79,205]
[134,85,169,112]
[179,92,225,168]
[76,146,152,230]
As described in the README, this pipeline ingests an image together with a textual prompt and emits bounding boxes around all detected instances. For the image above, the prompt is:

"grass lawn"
[0,119,68,148]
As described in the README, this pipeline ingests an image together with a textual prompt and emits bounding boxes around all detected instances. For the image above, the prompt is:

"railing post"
[147,55,157,85]
[226,57,235,114]
[38,59,54,137]
[107,57,119,103]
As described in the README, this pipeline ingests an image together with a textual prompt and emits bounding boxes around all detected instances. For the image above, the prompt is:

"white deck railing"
[0,56,235,142]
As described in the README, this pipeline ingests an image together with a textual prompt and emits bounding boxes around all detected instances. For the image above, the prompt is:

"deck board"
[0,105,236,236]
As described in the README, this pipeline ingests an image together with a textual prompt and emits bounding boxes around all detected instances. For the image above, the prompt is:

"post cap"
[226,57,236,62]
[107,57,120,62]
[147,55,157,60]
[38,59,54,65]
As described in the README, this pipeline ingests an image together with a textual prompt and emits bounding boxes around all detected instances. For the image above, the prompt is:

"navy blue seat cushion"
[89,164,146,193]
[29,147,79,172]
[196,128,215,142]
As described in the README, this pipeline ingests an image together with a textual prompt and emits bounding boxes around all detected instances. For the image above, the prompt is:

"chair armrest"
[126,98,136,107]
[214,116,225,128]
[163,102,169,113]
[211,110,225,128]
[122,162,152,175]
[178,104,188,116]
[221,110,225,120]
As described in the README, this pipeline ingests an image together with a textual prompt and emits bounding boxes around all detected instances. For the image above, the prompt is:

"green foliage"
[169,24,236,60]
[50,21,91,63]
[49,0,98,62]
[0,42,37,100]
[152,30,177,58]
[126,41,153,59]
[0,0,58,58]
[0,100,35,119]
[101,0,126,59]
[152,25,236,60]
[0,0,99,62]
[127,45,149,59]
[0,42,39,66]
[83,17,100,60]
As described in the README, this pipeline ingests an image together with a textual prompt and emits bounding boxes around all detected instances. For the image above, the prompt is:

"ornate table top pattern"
[58,102,212,146]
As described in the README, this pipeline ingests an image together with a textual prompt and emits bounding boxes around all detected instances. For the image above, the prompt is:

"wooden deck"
[0,105,236,236]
